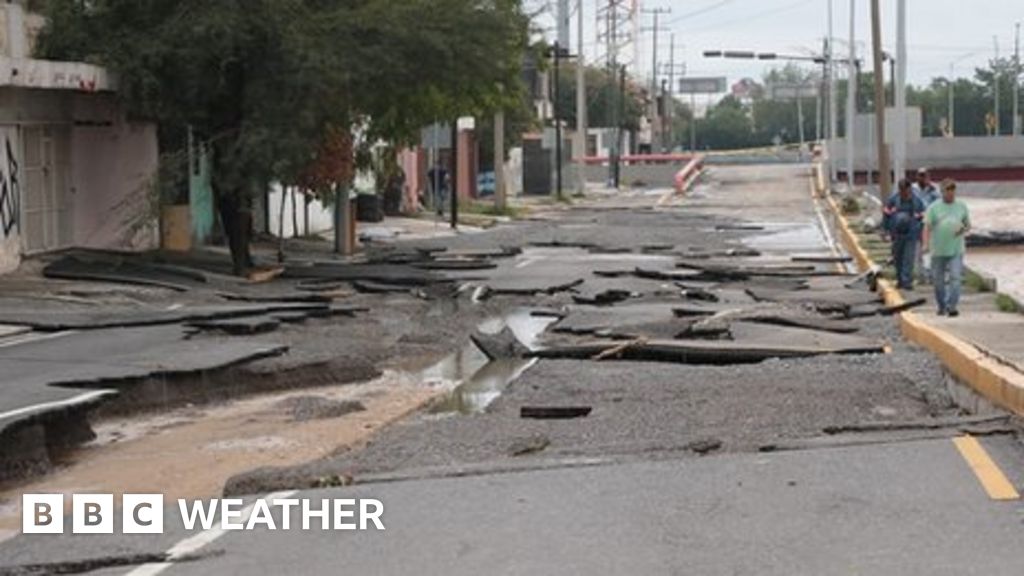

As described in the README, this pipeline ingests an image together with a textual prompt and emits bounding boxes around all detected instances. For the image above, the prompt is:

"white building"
[0,1,158,273]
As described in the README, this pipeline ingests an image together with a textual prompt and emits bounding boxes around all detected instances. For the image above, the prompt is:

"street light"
[947,52,977,137]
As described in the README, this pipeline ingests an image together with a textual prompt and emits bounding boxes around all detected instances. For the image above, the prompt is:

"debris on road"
[471,327,531,360]
[687,438,723,455]
[508,433,551,456]
[520,406,593,419]
[277,396,368,422]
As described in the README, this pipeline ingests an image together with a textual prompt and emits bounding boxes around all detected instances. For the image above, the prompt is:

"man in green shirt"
[923,179,971,317]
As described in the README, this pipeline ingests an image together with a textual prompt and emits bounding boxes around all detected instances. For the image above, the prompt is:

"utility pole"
[689,92,697,152]
[607,3,621,187]
[870,0,890,201]
[948,63,956,137]
[494,110,506,210]
[994,35,1001,136]
[575,0,587,193]
[846,0,857,190]
[828,0,838,182]
[450,121,458,229]
[893,0,907,183]
[553,41,564,200]
[615,64,626,188]
[598,0,634,187]
[797,88,807,147]
[667,33,677,150]
[642,7,670,149]
[1014,22,1021,136]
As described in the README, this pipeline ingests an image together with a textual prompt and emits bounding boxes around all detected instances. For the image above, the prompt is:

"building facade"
[0,1,158,273]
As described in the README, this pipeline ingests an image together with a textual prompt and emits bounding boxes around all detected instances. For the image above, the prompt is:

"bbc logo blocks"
[23,494,164,534]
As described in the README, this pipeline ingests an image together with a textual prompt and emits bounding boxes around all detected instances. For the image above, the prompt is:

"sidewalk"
[824,184,1024,416]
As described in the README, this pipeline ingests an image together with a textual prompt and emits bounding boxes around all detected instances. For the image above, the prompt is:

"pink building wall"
[70,119,159,250]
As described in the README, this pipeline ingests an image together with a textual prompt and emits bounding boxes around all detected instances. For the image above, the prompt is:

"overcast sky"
[542,0,1024,89]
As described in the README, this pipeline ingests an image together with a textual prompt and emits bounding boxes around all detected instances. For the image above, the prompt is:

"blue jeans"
[931,254,963,313]
[431,184,448,214]
[891,234,918,289]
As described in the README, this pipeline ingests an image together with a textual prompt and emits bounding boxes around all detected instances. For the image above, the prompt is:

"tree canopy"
[36,0,530,271]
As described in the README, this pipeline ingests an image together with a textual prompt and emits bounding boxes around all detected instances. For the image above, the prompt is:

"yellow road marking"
[953,435,1020,501]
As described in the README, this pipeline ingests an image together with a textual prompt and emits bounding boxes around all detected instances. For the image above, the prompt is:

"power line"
[675,0,817,37]
[665,0,735,27]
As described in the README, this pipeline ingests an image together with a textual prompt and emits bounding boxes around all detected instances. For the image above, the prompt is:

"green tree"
[555,63,645,132]
[697,95,754,150]
[37,0,529,273]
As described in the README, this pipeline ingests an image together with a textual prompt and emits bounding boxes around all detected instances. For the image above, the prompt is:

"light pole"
[947,53,976,137]
[846,0,857,191]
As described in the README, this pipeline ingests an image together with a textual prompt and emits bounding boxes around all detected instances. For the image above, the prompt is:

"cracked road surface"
[2,164,1023,575]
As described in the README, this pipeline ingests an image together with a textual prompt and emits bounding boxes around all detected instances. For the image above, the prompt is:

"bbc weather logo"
[23,493,386,534]
[24,494,163,534]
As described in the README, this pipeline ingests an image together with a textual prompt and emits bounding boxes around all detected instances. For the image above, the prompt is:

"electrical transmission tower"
[595,0,639,186]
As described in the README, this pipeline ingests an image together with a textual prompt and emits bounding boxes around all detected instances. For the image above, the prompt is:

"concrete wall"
[268,184,334,239]
[0,125,19,273]
[70,119,159,250]
[582,162,689,188]
[829,136,1024,174]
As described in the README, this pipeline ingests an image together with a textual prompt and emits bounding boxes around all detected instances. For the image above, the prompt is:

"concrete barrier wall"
[830,136,1024,172]
[582,162,688,187]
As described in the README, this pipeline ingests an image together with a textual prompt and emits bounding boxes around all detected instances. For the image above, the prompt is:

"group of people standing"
[883,168,972,317]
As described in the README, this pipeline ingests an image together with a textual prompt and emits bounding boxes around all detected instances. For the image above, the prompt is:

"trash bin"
[356,193,384,223]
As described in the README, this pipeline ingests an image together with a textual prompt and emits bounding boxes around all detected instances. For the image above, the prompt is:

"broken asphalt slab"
[281,261,447,286]
[0,301,346,331]
[0,325,289,438]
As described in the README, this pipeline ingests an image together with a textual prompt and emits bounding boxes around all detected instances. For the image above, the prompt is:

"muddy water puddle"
[425,309,556,415]
[0,309,557,540]
[741,222,829,255]
[0,376,435,541]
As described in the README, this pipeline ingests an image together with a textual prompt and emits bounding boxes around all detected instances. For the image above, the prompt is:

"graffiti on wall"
[0,134,20,238]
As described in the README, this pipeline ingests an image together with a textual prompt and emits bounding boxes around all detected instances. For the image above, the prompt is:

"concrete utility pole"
[828,0,838,182]
[1014,22,1021,136]
[870,0,890,201]
[642,7,670,148]
[948,62,956,137]
[893,0,907,183]
[575,0,587,194]
[667,33,677,150]
[494,110,506,210]
[846,0,857,190]
[450,122,458,229]
[554,41,564,200]
[994,35,1001,136]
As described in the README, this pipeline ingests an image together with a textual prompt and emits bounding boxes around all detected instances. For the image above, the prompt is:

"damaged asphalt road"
[1,164,1022,575]
[221,165,974,498]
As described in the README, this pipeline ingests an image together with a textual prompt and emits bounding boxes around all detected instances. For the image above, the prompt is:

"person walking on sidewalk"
[924,179,972,317]
[912,168,941,283]
[883,178,926,290]
[427,160,450,216]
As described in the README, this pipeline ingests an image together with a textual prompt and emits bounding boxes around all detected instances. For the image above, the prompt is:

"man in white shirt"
[912,168,941,283]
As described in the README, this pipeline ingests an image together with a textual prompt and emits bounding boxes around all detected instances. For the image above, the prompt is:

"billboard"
[677,77,727,95]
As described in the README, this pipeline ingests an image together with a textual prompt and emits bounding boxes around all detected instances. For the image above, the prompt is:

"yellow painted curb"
[821,179,1024,418]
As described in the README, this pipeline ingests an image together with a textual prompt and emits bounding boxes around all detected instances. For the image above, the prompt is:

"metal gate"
[22,126,71,253]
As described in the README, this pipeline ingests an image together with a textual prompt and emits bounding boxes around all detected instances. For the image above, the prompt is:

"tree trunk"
[278,185,288,263]
[291,187,299,239]
[217,190,254,276]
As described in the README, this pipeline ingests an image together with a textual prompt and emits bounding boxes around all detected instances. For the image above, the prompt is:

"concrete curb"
[822,181,1024,417]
